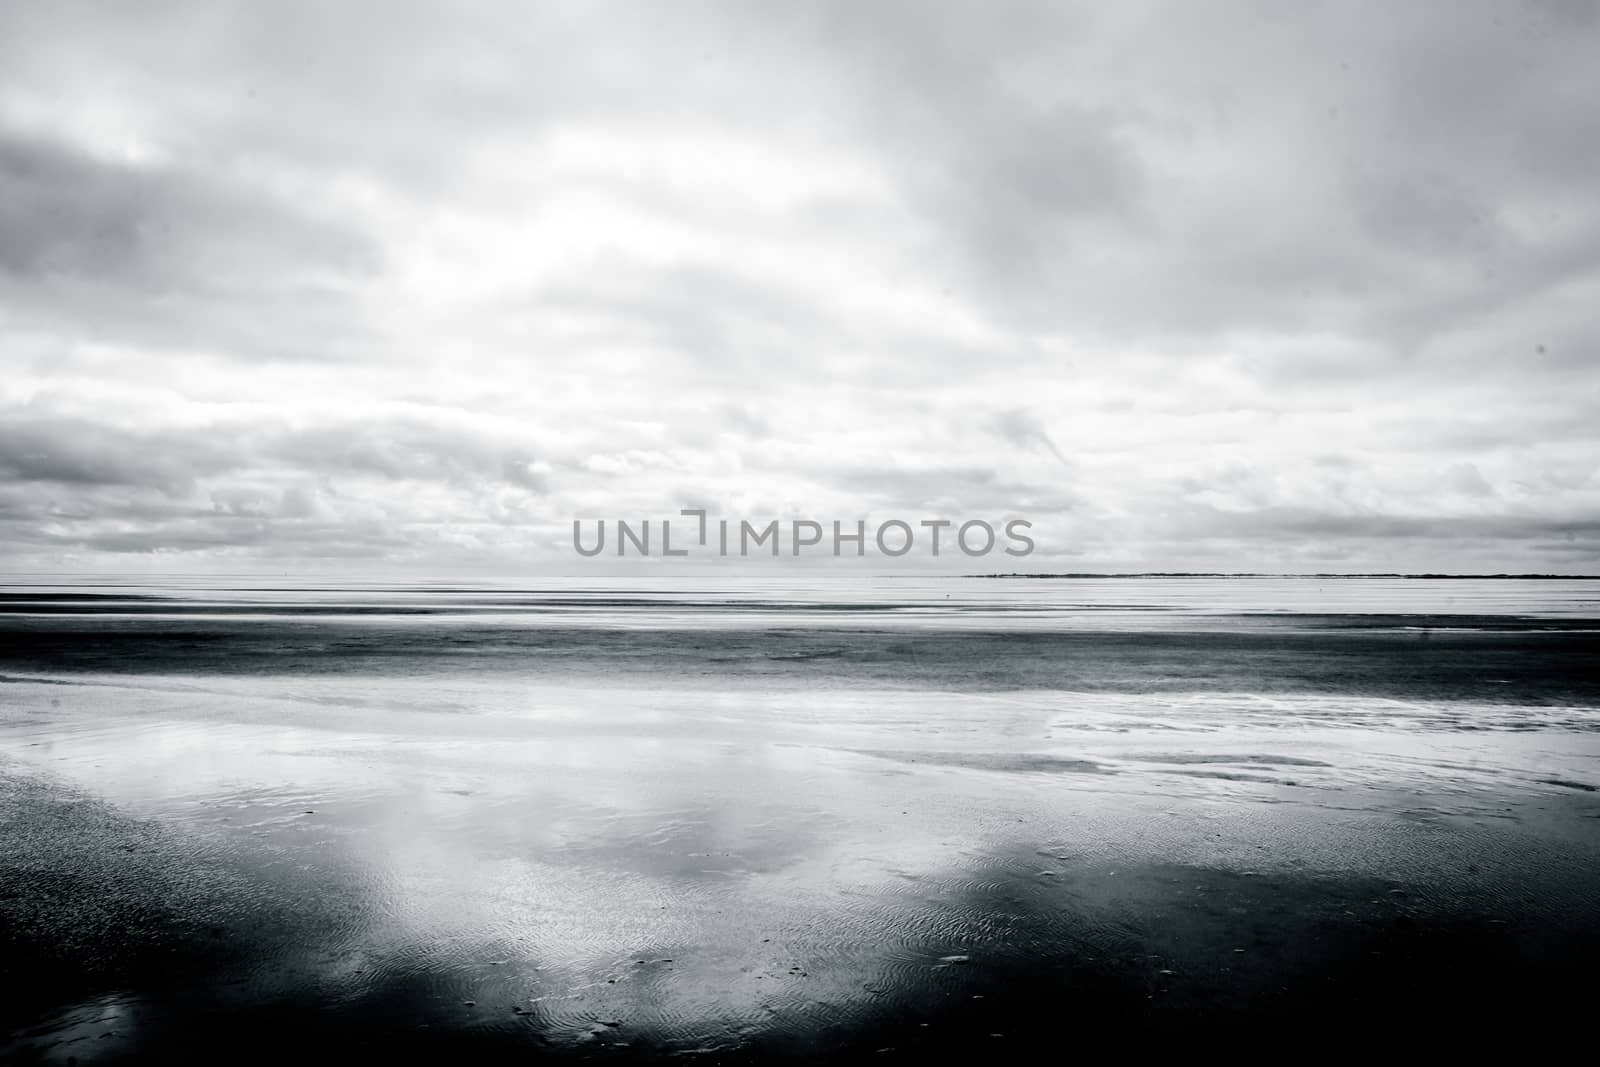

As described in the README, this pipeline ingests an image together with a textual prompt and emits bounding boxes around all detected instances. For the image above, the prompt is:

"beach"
[3,577,1599,1060]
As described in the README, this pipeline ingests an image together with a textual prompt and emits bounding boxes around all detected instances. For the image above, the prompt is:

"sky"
[1,0,1597,575]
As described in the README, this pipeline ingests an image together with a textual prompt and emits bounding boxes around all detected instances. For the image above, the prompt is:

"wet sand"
[2,578,1599,1060]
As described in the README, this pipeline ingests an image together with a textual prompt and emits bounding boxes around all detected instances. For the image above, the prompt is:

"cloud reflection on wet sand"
[3,580,1599,1059]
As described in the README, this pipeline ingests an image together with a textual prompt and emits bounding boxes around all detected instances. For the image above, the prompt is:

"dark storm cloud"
[0,126,376,357]
[0,404,561,558]
[0,129,351,283]
[0,414,238,494]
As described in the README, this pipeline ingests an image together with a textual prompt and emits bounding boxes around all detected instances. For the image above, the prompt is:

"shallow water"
[2,577,1599,1060]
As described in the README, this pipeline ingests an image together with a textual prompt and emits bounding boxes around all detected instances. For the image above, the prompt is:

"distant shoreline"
[971,572,1600,579]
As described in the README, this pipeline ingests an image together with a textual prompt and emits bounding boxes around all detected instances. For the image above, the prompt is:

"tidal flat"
[3,577,1598,1061]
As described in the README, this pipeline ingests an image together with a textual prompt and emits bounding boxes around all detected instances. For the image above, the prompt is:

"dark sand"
[5,767,1598,1061]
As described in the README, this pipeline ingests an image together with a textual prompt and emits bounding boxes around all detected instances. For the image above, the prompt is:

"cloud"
[0,414,237,493]
[988,408,1071,467]
[265,417,555,492]
[0,402,561,559]
[0,1,1596,571]
[0,126,377,359]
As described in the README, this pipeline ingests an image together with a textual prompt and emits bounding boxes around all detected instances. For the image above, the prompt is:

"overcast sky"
[2,0,1597,574]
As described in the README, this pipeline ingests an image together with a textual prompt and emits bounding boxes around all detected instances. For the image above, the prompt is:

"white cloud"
[0,0,1597,572]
